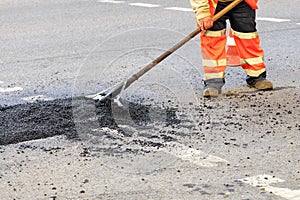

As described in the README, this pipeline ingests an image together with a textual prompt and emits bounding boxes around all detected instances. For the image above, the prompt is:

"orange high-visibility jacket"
[190,0,258,22]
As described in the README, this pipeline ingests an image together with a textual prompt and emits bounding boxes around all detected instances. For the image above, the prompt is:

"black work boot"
[203,78,225,97]
[246,71,273,90]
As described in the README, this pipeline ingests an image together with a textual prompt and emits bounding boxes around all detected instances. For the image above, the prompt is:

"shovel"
[85,0,243,101]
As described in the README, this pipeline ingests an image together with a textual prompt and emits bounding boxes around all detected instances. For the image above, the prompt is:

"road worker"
[190,0,273,97]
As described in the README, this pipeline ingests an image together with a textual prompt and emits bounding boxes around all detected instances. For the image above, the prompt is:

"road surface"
[0,0,299,199]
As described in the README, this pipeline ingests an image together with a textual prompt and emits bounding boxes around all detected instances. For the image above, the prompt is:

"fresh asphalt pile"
[0,99,77,145]
[0,90,222,159]
[0,96,190,147]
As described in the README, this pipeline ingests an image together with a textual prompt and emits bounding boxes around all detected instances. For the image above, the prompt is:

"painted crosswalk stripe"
[0,87,23,93]
[97,0,125,4]
[129,3,160,8]
[164,7,193,12]
[257,17,291,23]
[239,174,300,200]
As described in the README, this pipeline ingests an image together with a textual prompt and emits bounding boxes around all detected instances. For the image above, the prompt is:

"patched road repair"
[1,0,299,199]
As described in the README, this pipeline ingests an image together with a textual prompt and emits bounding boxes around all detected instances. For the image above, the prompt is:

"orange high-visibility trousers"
[200,1,266,81]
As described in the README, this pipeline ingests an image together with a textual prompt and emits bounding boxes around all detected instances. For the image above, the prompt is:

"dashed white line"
[97,0,125,3]
[297,23,300,25]
[96,1,295,25]
[164,7,193,12]
[0,81,3,84]
[239,174,300,200]
[0,87,23,93]
[257,17,291,23]
[129,3,160,8]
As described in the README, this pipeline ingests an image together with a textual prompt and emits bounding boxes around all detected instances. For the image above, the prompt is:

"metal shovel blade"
[84,82,124,102]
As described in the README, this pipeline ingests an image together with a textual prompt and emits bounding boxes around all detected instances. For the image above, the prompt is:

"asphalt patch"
[0,99,76,145]
[0,97,180,145]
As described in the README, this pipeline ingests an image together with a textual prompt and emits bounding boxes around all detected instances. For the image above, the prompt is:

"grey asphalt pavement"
[0,0,299,199]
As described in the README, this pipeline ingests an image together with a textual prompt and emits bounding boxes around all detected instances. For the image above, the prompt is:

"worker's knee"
[229,2,257,33]
[230,17,257,33]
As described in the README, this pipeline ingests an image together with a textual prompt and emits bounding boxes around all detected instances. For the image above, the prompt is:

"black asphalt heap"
[0,99,76,145]
[0,98,180,145]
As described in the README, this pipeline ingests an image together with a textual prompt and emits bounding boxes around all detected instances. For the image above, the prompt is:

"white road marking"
[257,17,291,23]
[297,23,300,25]
[164,7,193,12]
[95,1,294,24]
[96,1,294,25]
[91,128,227,167]
[159,142,229,167]
[22,95,54,103]
[0,81,3,84]
[0,87,23,93]
[239,174,300,200]
[129,3,160,8]
[97,0,125,3]
[227,37,236,46]
[95,127,125,137]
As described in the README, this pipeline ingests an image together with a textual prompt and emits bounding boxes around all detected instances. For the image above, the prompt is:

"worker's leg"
[201,2,229,97]
[230,1,273,90]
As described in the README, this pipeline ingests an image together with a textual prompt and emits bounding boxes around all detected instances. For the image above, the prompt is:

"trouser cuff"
[246,71,267,85]
[204,78,225,92]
